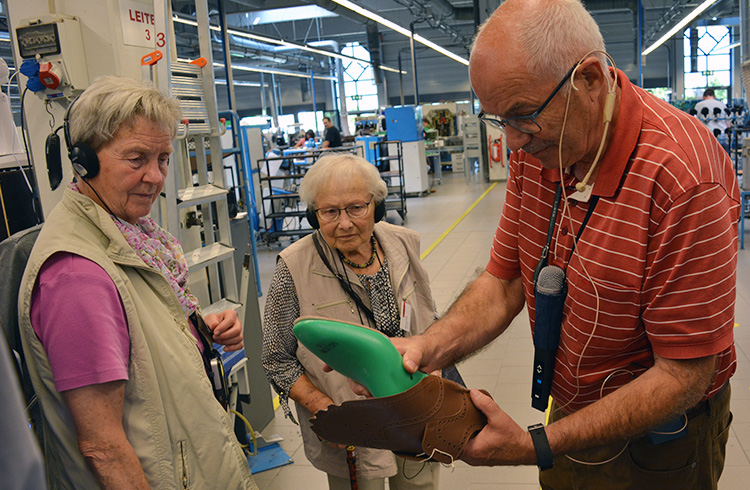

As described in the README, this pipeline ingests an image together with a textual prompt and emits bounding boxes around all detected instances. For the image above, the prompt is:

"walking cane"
[346,445,359,490]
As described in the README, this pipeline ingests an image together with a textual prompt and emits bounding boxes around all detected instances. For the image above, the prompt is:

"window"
[645,88,672,103]
[341,42,379,114]
[297,111,324,137]
[683,25,731,99]
[277,114,296,132]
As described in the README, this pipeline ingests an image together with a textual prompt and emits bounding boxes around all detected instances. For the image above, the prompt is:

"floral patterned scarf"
[70,181,199,316]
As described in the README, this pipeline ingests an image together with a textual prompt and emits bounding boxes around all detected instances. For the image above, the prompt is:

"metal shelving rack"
[255,146,363,244]
[147,43,241,319]
[147,0,276,432]
[374,140,407,221]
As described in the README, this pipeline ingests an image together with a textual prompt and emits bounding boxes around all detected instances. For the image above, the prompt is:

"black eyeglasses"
[315,196,373,222]
[478,64,578,135]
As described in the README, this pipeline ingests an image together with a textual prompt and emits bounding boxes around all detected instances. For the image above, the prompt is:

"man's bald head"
[468,0,616,172]
[471,0,606,86]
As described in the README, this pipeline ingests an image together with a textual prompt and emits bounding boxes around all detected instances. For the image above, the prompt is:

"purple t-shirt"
[30,253,205,393]
[30,253,130,392]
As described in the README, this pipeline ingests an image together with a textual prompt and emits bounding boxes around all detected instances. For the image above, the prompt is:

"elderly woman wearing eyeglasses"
[262,154,440,490]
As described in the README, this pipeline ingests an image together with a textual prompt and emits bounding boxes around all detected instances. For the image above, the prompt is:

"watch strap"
[528,423,554,471]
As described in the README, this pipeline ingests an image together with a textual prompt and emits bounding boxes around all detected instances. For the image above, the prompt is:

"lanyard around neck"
[533,183,599,284]
[539,184,564,266]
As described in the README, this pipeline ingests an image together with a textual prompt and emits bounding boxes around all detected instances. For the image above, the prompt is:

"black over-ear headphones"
[63,95,100,179]
[306,199,386,229]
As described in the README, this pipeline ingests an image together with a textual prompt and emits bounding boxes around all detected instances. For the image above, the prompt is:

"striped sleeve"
[487,157,523,279]
[642,183,737,359]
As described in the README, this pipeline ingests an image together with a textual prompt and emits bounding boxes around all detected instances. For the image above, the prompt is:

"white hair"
[68,75,181,152]
[299,154,388,208]
[521,0,606,80]
[476,0,607,82]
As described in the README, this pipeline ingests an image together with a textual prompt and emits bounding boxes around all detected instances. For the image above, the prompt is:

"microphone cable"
[553,51,618,414]
[552,51,642,467]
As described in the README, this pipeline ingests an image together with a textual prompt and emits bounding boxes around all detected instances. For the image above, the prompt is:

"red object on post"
[346,446,358,490]
[190,57,208,68]
[38,62,61,89]
[141,51,163,66]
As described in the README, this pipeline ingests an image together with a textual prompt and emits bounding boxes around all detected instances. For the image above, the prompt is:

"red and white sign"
[119,0,166,49]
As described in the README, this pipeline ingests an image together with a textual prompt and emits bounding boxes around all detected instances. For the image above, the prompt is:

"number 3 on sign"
[144,29,166,48]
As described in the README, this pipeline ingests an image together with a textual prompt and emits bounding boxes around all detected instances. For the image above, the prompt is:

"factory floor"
[249,169,750,489]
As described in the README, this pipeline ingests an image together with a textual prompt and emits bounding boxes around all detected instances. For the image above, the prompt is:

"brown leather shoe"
[310,375,488,464]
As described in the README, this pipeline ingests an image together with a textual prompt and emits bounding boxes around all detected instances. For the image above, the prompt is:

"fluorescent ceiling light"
[330,0,469,66]
[642,0,720,56]
[714,41,740,54]
[215,78,261,87]
[329,0,410,37]
[379,65,402,74]
[246,5,336,26]
[172,14,406,74]
[228,63,336,81]
[413,33,469,66]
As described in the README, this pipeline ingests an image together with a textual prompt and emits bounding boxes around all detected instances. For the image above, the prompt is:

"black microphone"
[531,265,567,411]
[45,132,63,190]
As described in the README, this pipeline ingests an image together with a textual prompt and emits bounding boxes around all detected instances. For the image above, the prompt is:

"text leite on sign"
[129,9,155,25]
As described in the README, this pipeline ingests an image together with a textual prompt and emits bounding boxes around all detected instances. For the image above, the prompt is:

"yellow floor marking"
[420,182,499,261]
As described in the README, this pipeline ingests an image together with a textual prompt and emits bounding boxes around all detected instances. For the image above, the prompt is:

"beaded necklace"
[339,235,377,269]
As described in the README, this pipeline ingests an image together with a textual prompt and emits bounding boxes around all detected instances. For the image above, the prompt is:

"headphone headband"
[63,94,100,179]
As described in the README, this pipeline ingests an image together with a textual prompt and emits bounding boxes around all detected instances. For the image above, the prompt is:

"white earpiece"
[574,53,618,193]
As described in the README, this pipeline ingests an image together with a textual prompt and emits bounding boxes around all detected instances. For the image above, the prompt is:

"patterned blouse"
[262,256,402,419]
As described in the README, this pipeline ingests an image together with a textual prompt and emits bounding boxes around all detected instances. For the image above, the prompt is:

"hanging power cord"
[3,69,37,233]
[399,455,427,480]
[18,86,42,224]
[229,409,258,456]
[0,183,9,237]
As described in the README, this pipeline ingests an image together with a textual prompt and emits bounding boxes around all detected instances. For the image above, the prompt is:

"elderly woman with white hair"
[18,76,255,489]
[262,154,440,489]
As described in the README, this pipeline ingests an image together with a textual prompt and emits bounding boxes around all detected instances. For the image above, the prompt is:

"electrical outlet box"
[16,14,89,97]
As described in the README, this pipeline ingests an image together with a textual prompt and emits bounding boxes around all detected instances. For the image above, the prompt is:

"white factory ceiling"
[0,0,744,112]
[163,1,742,91]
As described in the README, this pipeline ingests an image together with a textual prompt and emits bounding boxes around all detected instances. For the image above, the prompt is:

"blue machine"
[355,135,384,166]
[385,106,424,142]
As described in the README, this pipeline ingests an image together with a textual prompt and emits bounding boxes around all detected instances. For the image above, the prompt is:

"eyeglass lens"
[317,202,370,222]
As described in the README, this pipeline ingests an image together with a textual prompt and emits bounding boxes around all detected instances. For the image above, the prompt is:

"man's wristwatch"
[528,423,554,471]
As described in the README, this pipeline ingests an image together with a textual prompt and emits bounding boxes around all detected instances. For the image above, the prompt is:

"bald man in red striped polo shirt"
[386,1,739,488]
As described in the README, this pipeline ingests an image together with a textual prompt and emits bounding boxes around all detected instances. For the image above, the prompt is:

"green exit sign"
[701,70,714,76]
[351,95,363,101]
